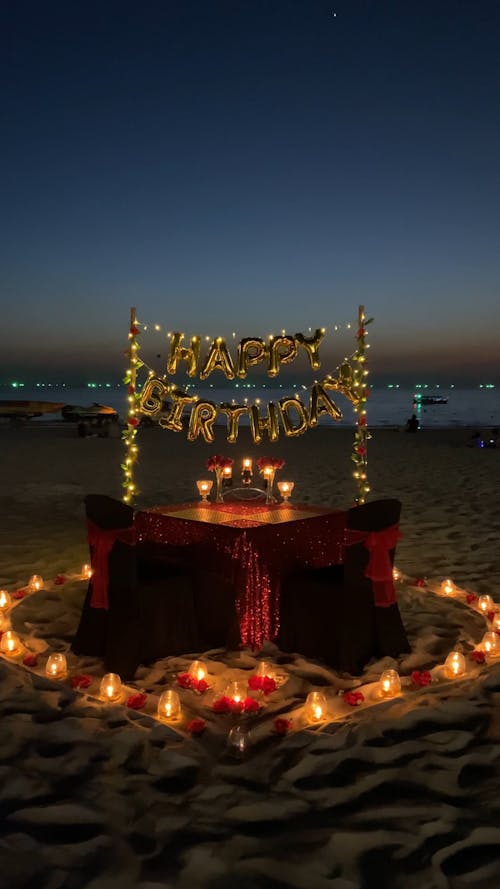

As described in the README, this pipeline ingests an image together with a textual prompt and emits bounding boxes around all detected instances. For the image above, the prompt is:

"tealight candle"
[81,563,93,580]
[222,465,233,487]
[100,672,122,702]
[440,578,456,597]
[196,479,213,501]
[0,630,22,656]
[157,689,181,721]
[0,590,12,612]
[255,660,275,680]
[241,458,253,485]
[378,669,401,697]
[188,660,208,683]
[224,681,247,706]
[481,632,500,657]
[392,567,401,582]
[304,691,328,722]
[277,481,294,502]
[228,725,250,754]
[478,594,494,614]
[45,652,67,679]
[492,614,500,631]
[444,650,466,678]
[28,575,43,592]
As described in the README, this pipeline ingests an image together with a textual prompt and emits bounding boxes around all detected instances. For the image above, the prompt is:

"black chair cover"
[278,498,410,674]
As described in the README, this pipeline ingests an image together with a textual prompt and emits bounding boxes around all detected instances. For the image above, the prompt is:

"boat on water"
[0,400,66,420]
[413,394,448,405]
[61,402,119,422]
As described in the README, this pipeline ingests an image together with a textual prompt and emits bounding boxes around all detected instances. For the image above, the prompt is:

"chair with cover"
[278,498,410,674]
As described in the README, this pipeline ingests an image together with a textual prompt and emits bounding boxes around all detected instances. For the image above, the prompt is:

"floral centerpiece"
[207,455,234,502]
[256,457,285,503]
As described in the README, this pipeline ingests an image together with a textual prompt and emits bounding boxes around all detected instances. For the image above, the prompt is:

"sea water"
[3,384,499,430]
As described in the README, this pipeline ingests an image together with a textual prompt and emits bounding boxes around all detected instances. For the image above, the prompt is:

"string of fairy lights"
[122,307,372,505]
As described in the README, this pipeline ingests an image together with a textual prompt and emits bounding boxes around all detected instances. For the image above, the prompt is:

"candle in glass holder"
[255,660,275,680]
[444,650,466,678]
[228,724,250,754]
[45,652,67,679]
[28,575,43,592]
[440,578,456,597]
[81,563,93,580]
[222,465,233,487]
[196,480,213,502]
[304,691,328,722]
[478,594,494,614]
[188,660,208,683]
[157,689,181,721]
[378,669,401,698]
[481,632,500,657]
[492,613,500,631]
[0,630,22,656]
[277,481,294,502]
[224,680,247,706]
[241,458,253,486]
[100,672,122,702]
[0,590,11,612]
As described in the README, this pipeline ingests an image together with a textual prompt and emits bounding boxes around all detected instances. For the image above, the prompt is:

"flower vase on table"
[207,455,234,503]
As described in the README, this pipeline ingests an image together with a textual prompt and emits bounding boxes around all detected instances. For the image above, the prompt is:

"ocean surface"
[2,384,499,430]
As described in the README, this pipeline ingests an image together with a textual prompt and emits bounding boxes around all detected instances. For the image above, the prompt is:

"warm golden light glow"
[81,563,93,580]
[481,632,500,657]
[28,575,43,592]
[378,669,401,698]
[304,691,328,722]
[45,653,67,678]
[440,578,456,597]
[100,673,123,702]
[478,594,494,613]
[157,689,181,721]
[0,590,11,612]
[224,680,247,704]
[277,481,294,501]
[188,660,208,683]
[0,630,21,656]
[392,567,401,582]
[196,479,213,501]
[444,650,466,678]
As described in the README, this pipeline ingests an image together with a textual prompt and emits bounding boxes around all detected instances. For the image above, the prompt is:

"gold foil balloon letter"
[279,396,309,437]
[219,403,249,443]
[268,336,298,377]
[295,329,325,370]
[249,402,279,444]
[187,401,218,442]
[237,338,267,379]
[199,338,236,381]
[139,377,169,416]
[167,333,200,377]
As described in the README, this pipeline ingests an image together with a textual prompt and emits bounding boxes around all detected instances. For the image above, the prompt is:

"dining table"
[134,501,348,649]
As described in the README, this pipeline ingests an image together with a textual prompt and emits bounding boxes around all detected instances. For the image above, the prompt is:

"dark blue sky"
[1,0,499,383]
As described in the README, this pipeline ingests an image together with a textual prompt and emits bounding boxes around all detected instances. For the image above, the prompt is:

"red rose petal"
[187,718,206,734]
[23,653,38,667]
[127,693,147,710]
[176,673,192,689]
[70,674,92,689]
[274,717,292,735]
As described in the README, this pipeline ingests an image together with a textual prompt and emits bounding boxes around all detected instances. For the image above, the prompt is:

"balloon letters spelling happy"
[237,338,267,379]
[268,336,297,377]
[167,333,200,377]
[199,338,235,381]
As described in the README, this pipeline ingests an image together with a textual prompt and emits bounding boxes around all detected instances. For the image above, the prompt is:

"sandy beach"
[1,423,500,889]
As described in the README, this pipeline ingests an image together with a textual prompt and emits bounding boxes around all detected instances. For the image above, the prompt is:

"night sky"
[1,0,499,384]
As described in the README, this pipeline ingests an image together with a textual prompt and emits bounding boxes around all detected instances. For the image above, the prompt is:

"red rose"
[176,672,192,689]
[411,670,432,687]
[414,578,426,588]
[487,611,496,622]
[466,594,478,605]
[128,384,135,394]
[212,696,232,713]
[23,653,38,667]
[274,717,292,735]
[248,675,262,691]
[343,690,365,706]
[130,325,139,336]
[262,676,277,695]
[356,446,366,456]
[358,415,367,426]
[193,678,209,694]
[127,693,147,710]
[13,589,27,600]
[469,650,486,664]
[54,575,67,585]
[242,697,260,713]
[128,417,139,427]
[70,674,92,689]
[187,718,206,734]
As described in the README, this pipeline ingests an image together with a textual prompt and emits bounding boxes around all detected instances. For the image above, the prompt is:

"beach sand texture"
[1,424,500,889]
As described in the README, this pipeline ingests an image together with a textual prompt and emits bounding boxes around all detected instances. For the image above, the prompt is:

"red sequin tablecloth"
[135,502,347,649]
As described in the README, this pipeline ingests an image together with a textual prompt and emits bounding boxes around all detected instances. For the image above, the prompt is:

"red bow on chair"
[364,524,401,606]
[86,521,136,609]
